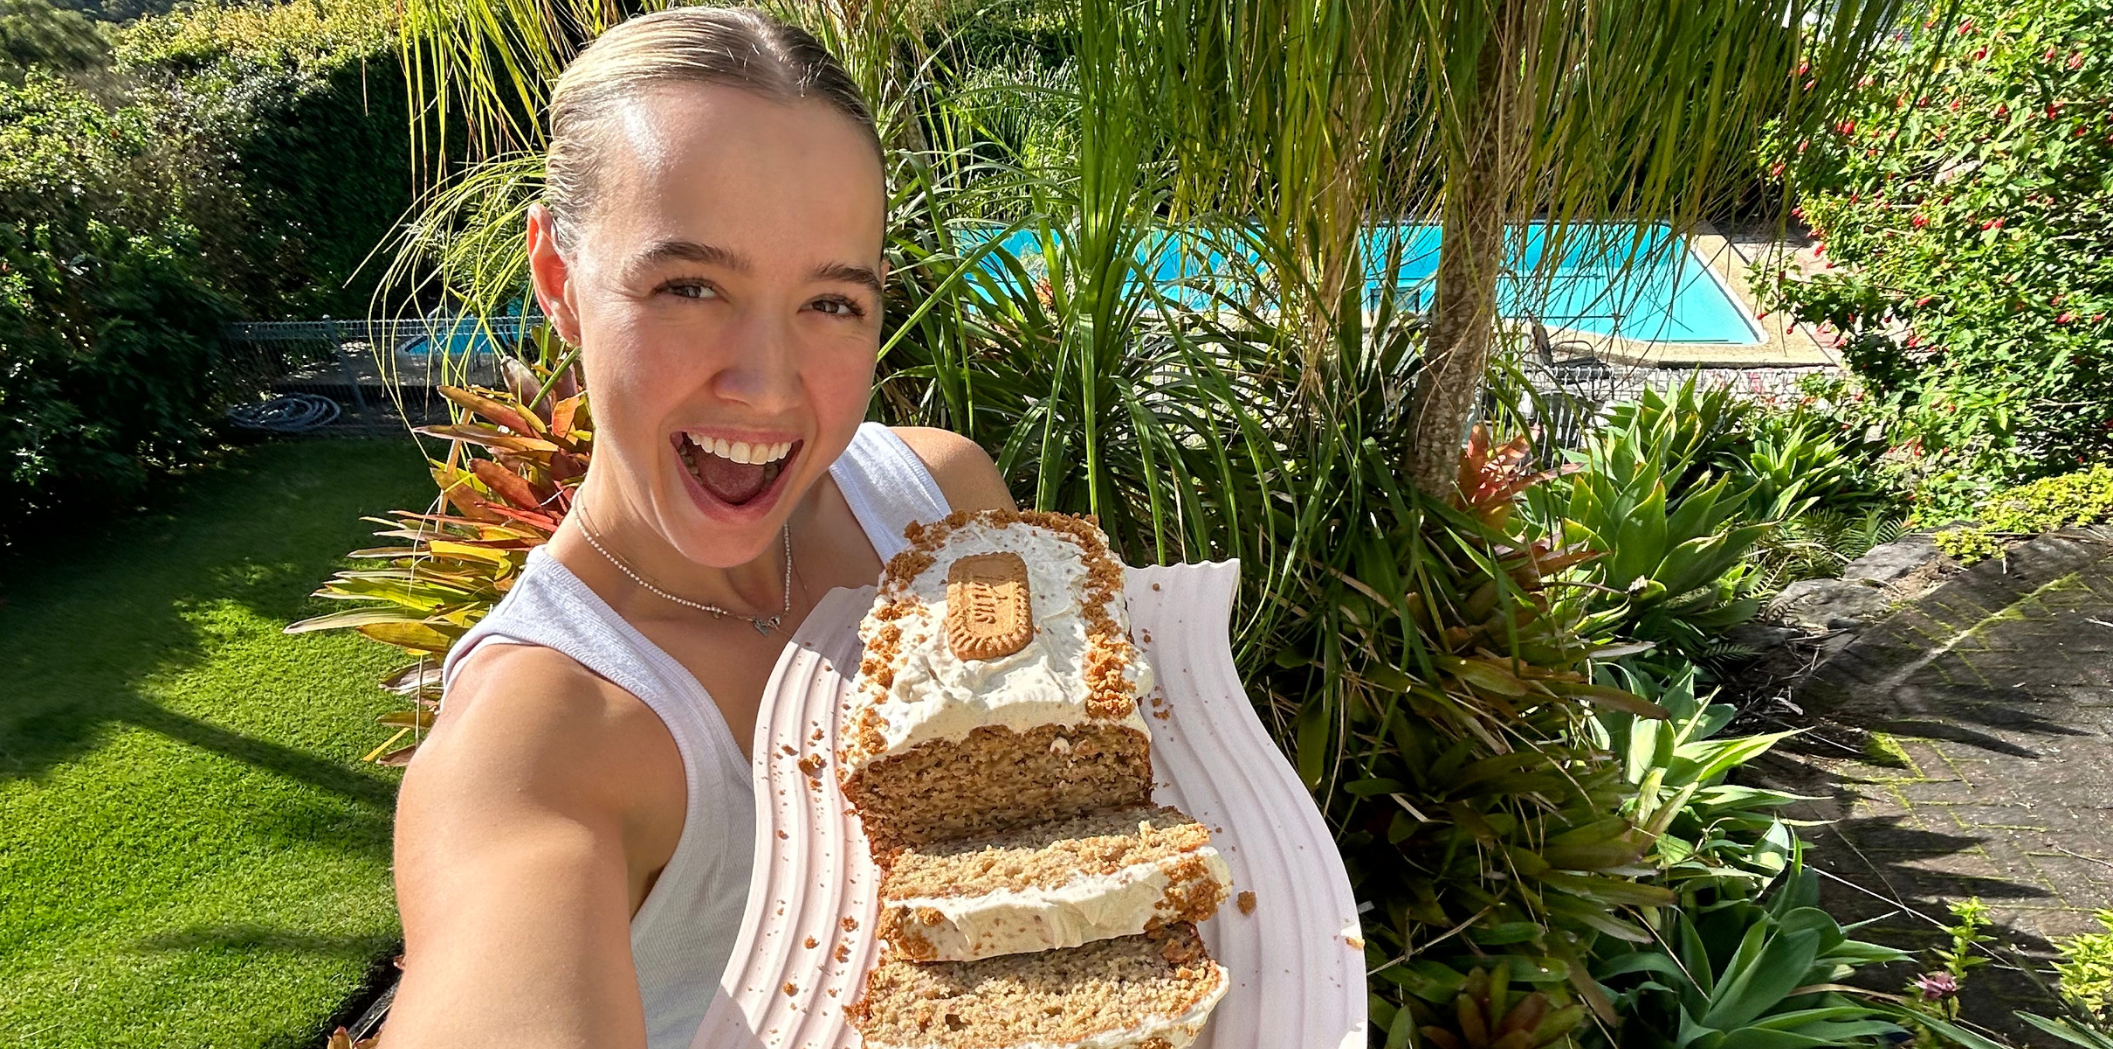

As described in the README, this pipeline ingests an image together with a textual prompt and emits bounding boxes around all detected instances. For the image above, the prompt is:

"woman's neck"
[550,472,802,624]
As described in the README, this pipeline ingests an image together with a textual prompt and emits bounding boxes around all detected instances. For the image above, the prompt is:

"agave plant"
[1542,406,1779,666]
[1591,663,1808,900]
[286,359,587,763]
[1594,853,1909,1049]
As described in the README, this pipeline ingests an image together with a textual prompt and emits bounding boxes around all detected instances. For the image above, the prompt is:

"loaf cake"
[876,804,1231,962]
[840,509,1157,859]
[848,923,1229,1049]
[843,509,1230,1049]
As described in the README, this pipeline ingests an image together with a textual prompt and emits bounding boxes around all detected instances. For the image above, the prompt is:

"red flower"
[1912,215,1928,228]
[1955,19,1973,33]
[1973,47,1988,61]
[2058,312,2077,324]
[1915,296,1935,306]
[2070,52,2085,70]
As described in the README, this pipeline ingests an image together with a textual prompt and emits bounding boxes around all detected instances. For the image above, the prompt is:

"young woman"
[383,10,1013,1047]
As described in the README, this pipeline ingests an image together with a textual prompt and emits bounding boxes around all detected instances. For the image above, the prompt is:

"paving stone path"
[1746,526,2113,1044]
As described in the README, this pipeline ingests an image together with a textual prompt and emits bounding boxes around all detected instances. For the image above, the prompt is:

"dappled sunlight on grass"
[0,438,430,1048]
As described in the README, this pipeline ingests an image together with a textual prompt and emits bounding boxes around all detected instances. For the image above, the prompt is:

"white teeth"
[683,434,794,465]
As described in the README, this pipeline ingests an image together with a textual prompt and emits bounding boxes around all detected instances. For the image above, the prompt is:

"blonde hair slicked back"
[543,6,878,249]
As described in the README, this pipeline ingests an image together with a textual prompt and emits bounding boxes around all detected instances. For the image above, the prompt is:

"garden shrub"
[0,72,230,535]
[115,0,410,319]
[0,0,105,83]
[1763,0,2113,516]
[1932,463,2113,561]
[0,0,410,537]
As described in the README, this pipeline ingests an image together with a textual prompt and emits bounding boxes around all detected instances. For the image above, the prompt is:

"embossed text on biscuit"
[945,552,1033,660]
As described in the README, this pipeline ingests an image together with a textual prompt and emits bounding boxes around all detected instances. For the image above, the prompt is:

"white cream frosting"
[850,519,1152,772]
[889,848,1232,962]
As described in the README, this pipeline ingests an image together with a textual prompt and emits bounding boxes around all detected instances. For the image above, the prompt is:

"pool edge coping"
[1544,220,1840,369]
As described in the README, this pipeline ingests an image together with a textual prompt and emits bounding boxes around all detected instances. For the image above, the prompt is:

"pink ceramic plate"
[689,560,1366,1049]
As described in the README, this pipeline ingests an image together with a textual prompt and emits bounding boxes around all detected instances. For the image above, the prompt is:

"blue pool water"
[969,222,1763,345]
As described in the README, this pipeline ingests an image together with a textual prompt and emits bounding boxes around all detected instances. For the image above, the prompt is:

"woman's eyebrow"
[811,261,884,296]
[630,239,750,274]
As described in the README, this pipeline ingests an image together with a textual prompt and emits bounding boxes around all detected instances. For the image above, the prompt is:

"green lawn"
[1,438,433,1048]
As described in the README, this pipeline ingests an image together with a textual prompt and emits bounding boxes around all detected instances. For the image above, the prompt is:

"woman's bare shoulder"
[888,426,1016,511]
[405,642,682,821]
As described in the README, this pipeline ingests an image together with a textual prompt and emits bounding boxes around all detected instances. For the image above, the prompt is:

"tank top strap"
[828,422,953,561]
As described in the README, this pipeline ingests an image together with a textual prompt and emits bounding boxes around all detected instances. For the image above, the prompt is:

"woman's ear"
[526,204,584,346]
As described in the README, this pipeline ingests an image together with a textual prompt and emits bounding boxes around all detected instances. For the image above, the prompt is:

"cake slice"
[849,923,1228,1049]
[876,804,1231,962]
[841,509,1155,860]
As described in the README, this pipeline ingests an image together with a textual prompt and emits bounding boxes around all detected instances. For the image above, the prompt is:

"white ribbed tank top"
[438,423,952,1049]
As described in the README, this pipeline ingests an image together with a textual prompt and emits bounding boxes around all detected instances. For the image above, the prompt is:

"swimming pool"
[971,222,1764,345]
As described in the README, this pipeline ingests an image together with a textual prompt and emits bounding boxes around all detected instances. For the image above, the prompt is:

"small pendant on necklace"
[753,616,780,637]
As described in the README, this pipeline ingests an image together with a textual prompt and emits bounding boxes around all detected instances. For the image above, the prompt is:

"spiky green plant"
[286,361,587,762]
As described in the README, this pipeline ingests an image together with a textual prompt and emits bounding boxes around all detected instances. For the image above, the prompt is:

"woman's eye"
[810,296,867,319]
[662,280,718,300]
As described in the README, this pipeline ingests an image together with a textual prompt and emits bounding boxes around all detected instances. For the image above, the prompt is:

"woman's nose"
[708,310,802,412]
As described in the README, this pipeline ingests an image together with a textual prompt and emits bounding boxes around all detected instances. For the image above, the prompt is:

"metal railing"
[220,315,542,433]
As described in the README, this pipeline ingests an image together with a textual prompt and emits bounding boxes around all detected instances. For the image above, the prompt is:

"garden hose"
[226,393,343,434]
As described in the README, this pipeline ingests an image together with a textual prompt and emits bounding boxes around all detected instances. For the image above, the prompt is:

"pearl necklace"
[577,515,793,636]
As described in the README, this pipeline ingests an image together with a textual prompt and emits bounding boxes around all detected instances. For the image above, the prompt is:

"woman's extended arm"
[382,643,686,1049]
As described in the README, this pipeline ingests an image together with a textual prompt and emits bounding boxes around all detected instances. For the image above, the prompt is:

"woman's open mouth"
[675,432,802,508]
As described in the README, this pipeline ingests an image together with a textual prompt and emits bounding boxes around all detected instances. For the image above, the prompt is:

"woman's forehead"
[586,83,886,266]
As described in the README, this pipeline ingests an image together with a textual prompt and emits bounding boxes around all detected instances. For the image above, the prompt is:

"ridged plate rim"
[690,559,1366,1049]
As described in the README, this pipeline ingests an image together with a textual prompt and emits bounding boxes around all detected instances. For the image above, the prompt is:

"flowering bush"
[1759,0,2113,516]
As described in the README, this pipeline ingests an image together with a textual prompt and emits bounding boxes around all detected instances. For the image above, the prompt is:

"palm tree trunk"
[1408,2,1523,497]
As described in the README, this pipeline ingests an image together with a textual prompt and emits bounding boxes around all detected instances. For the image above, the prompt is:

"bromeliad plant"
[286,359,586,762]
[1278,428,1677,1033]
